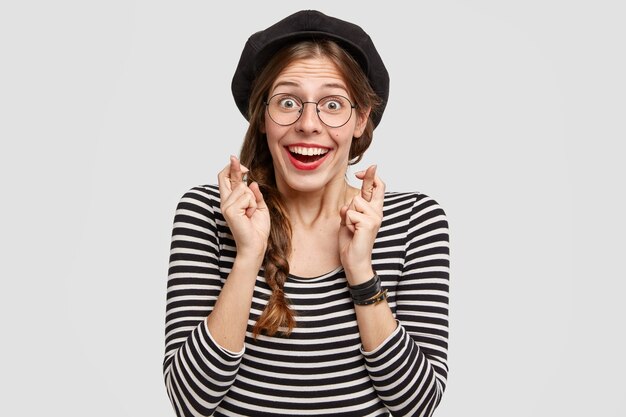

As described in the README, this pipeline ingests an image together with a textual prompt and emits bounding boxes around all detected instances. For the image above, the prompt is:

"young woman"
[164,10,450,417]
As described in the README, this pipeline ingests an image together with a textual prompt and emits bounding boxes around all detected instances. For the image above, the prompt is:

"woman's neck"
[279,178,359,229]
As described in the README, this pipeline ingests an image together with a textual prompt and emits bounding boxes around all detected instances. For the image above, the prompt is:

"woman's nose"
[295,102,322,132]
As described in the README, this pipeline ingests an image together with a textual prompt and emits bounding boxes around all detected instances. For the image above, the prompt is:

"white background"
[1,1,624,416]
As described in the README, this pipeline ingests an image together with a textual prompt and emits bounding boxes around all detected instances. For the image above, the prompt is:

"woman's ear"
[353,107,371,138]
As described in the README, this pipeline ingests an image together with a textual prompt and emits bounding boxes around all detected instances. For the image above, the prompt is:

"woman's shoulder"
[384,190,446,211]
[179,183,220,198]
[383,190,448,225]
[175,184,222,213]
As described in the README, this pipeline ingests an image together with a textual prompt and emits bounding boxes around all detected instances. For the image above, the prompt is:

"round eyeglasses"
[265,93,357,128]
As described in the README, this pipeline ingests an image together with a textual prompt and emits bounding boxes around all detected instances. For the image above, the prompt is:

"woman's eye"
[321,98,343,111]
[279,98,298,109]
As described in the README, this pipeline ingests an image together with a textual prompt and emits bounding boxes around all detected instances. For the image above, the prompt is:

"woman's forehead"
[271,57,348,93]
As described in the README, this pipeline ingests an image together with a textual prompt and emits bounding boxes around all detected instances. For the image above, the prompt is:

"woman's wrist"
[233,249,266,272]
[344,265,375,286]
[348,273,388,306]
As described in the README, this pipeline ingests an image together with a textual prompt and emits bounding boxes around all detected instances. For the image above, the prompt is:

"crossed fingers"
[341,165,385,232]
[218,155,249,194]
[218,156,260,217]
[354,165,385,208]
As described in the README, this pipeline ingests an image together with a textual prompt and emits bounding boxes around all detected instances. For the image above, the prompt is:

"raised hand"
[218,156,270,259]
[339,165,386,285]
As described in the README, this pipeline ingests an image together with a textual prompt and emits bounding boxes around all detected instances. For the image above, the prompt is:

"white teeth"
[288,146,329,156]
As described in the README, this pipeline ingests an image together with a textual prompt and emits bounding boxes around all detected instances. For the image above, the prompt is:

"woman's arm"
[340,168,449,415]
[207,157,269,351]
[164,185,244,416]
[340,166,398,351]
[164,157,270,416]
[362,193,450,417]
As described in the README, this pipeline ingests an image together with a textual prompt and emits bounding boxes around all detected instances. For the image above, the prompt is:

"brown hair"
[239,40,382,337]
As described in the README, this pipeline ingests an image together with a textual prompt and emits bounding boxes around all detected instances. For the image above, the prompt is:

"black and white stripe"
[164,185,449,416]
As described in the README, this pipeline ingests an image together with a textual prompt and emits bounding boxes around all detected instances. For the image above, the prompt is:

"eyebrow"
[272,81,349,93]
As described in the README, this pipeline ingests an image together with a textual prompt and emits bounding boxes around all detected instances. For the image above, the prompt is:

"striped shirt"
[164,184,450,416]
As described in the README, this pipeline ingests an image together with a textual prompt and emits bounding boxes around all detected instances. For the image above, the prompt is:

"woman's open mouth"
[285,145,330,170]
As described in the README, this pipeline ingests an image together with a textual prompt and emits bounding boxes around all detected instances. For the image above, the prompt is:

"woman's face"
[263,56,369,195]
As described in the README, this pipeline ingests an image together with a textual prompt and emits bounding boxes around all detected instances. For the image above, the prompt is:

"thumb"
[340,205,356,233]
[249,182,267,209]
[339,205,349,227]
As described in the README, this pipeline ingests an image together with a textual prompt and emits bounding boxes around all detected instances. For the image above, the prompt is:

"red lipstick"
[284,144,331,171]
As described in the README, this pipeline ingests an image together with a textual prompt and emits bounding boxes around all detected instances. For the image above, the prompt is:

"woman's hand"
[339,165,385,285]
[218,156,270,260]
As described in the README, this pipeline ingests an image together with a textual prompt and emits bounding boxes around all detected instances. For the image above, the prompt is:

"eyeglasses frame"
[264,93,358,128]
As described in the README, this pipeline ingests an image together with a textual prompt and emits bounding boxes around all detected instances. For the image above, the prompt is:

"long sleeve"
[163,185,244,417]
[363,193,450,416]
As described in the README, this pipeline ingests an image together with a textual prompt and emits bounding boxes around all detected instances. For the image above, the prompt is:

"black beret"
[231,10,390,128]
